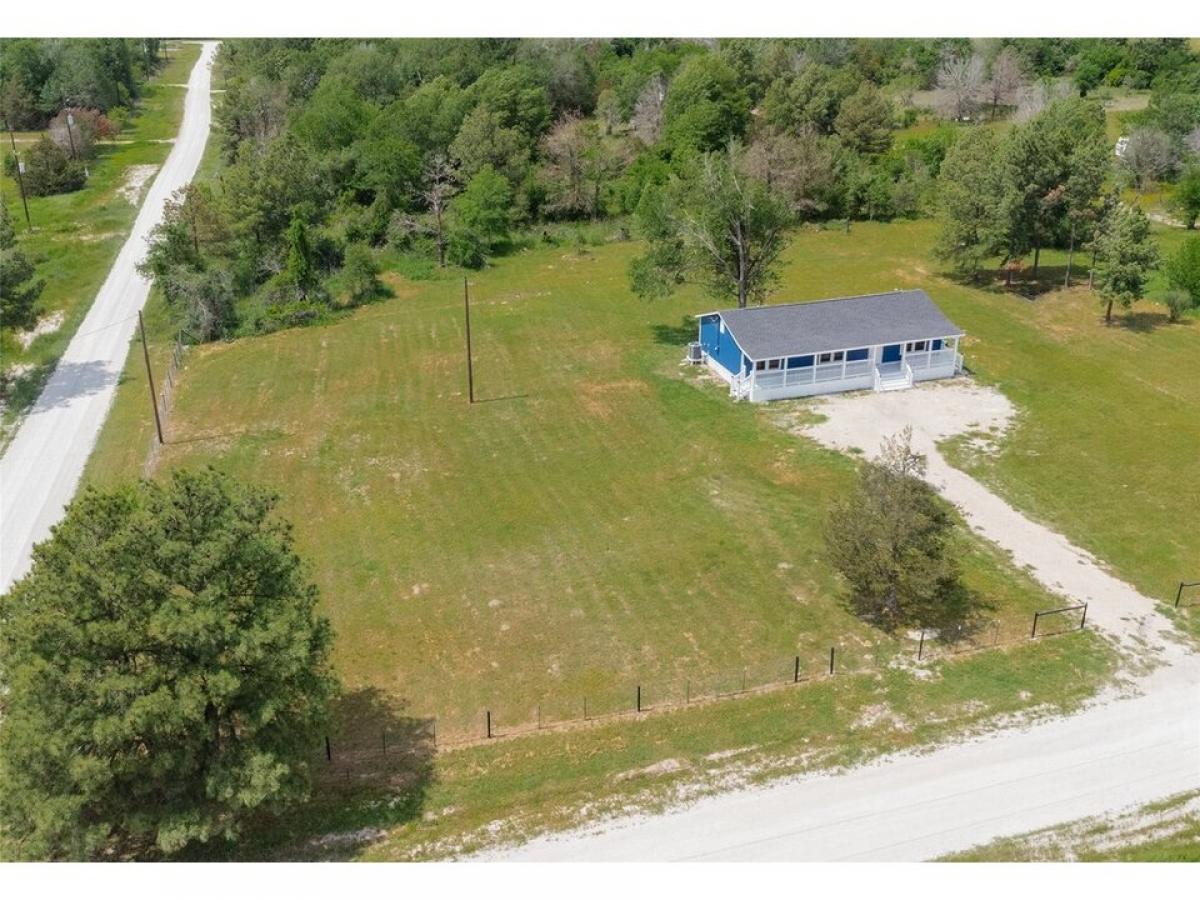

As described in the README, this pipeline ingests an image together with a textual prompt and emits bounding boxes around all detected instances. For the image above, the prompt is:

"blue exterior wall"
[698,314,746,376]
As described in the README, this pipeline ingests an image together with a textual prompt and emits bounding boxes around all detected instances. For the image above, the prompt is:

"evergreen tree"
[0,469,336,860]
[934,129,1006,278]
[0,203,44,331]
[284,215,317,300]
[1093,202,1160,323]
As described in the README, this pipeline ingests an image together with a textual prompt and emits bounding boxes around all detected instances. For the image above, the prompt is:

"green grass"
[199,630,1116,861]
[80,213,1194,858]
[0,40,204,445]
[943,789,1200,861]
[85,230,1094,743]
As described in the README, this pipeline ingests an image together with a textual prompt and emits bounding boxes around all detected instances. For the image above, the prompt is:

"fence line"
[1176,581,1200,609]
[318,605,1090,774]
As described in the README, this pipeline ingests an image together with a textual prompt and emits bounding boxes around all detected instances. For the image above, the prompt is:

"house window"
[755,360,766,371]
[767,359,782,370]
[818,350,845,364]
[906,340,927,353]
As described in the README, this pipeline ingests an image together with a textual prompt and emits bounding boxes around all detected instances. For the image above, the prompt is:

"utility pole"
[7,122,32,230]
[463,277,475,404]
[139,311,164,444]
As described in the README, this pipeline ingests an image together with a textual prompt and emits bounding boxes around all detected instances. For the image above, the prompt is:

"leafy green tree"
[934,129,1007,278]
[291,75,373,153]
[341,242,381,304]
[449,105,532,188]
[21,135,86,196]
[163,265,237,341]
[1170,166,1200,230]
[833,82,894,156]
[825,428,973,633]
[760,63,861,135]
[1092,202,1160,323]
[1163,235,1200,307]
[447,165,513,267]
[0,468,336,860]
[1002,98,1107,277]
[284,215,318,300]
[467,64,553,139]
[0,203,44,331]
[661,54,750,153]
[630,143,792,308]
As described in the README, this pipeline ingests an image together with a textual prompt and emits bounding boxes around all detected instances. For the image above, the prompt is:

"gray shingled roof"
[716,289,963,360]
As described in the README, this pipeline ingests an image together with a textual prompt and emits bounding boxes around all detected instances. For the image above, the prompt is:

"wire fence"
[316,605,1091,780]
[156,329,187,429]
[1175,581,1200,609]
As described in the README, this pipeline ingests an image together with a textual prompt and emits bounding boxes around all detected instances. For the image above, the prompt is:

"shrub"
[1163,289,1194,322]
[21,136,87,196]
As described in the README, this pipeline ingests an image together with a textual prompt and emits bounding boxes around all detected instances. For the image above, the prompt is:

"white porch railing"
[752,358,873,392]
[903,348,957,372]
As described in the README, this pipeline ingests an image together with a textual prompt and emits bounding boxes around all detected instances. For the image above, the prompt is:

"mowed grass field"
[84,222,1099,740]
[0,41,203,443]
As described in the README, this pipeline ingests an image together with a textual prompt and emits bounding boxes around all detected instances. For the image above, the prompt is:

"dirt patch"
[613,757,688,783]
[16,310,65,350]
[117,164,159,206]
[852,703,913,732]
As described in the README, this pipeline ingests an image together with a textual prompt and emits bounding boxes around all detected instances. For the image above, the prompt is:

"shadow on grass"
[208,688,437,861]
[652,316,697,347]
[1113,309,1188,333]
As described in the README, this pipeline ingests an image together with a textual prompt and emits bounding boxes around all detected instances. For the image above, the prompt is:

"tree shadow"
[944,264,1083,301]
[217,687,437,861]
[651,316,697,347]
[25,359,119,412]
[1114,309,1185,333]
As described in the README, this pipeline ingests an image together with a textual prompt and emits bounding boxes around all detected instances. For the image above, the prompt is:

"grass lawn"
[85,225,1099,744]
[942,789,1200,861]
[81,212,1194,856]
[0,40,204,446]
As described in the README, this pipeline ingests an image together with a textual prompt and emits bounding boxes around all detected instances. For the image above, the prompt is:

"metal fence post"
[636,685,642,713]
[1080,603,1088,629]
[917,629,926,661]
[486,710,492,739]
[1031,611,1039,638]
[325,735,331,762]
[829,647,835,676]
[794,656,800,684]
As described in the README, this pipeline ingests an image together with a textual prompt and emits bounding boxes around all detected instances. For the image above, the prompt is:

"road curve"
[493,663,1200,861]
[0,41,219,593]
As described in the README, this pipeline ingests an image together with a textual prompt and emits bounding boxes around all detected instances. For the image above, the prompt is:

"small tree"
[341,242,381,305]
[833,82,893,156]
[447,165,513,268]
[934,128,1006,278]
[421,154,459,267]
[1119,128,1177,190]
[22,136,86,196]
[1164,235,1200,308]
[825,428,972,633]
[1170,166,1200,230]
[0,203,45,331]
[0,469,336,859]
[630,143,792,308]
[284,215,318,300]
[985,47,1025,119]
[934,52,984,121]
[1092,202,1160,323]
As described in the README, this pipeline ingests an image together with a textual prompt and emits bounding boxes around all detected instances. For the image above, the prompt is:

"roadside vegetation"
[0,40,203,444]
[942,790,1200,861]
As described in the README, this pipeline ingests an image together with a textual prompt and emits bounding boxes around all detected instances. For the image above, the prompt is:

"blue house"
[697,289,965,402]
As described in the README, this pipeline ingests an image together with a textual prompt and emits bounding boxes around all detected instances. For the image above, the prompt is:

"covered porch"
[733,336,963,402]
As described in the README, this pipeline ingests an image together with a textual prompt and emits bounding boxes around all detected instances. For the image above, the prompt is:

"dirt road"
[0,42,219,593]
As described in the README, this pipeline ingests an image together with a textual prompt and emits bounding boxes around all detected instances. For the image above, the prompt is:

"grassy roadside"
[0,40,204,446]
[197,630,1116,860]
[942,789,1200,861]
